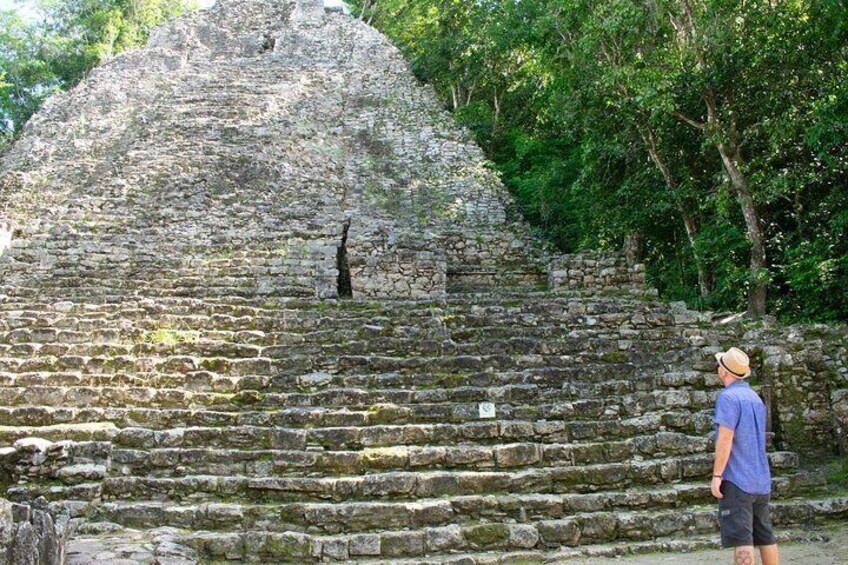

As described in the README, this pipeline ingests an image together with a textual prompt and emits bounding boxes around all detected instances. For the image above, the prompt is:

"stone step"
[0,313,687,346]
[0,352,666,377]
[0,305,686,339]
[0,299,695,338]
[300,525,848,564]
[150,496,848,561]
[0,368,716,396]
[15,463,816,511]
[10,280,321,299]
[0,302,684,329]
[62,522,842,565]
[0,328,691,364]
[0,409,715,446]
[81,478,826,537]
[0,335,688,364]
[0,294,676,321]
[0,385,718,417]
[0,323,688,349]
[23,278,323,297]
[106,438,795,478]
[28,256,335,274]
[93,456,811,504]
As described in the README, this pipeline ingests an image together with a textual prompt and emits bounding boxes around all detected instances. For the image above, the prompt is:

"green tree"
[38,0,198,84]
[0,0,198,139]
[0,11,61,138]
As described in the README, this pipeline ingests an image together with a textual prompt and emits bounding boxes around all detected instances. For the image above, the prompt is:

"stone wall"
[742,325,847,457]
[632,303,847,458]
[672,312,848,458]
[0,497,65,565]
[347,224,446,298]
[548,252,647,293]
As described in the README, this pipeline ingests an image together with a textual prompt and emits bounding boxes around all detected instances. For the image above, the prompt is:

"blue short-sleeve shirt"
[714,380,771,495]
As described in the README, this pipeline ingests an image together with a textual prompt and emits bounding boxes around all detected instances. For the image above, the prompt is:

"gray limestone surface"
[556,526,848,564]
[0,0,558,300]
[0,0,845,564]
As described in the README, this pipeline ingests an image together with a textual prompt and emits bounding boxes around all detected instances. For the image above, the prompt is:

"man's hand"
[711,476,723,499]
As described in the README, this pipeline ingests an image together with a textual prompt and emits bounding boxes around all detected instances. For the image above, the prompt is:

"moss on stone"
[601,351,628,363]
[420,372,471,389]
[464,524,510,548]
[264,534,311,559]
[231,390,266,405]
[367,403,408,424]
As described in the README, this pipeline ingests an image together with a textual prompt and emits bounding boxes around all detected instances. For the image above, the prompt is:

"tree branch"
[671,110,705,130]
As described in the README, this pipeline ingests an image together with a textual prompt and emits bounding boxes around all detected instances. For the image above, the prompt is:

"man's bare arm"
[712,424,734,498]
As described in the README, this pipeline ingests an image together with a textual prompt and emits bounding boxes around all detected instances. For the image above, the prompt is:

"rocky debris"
[0,497,65,565]
[65,526,198,565]
[0,439,111,487]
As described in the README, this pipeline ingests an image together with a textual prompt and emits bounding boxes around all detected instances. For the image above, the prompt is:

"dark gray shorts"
[718,481,777,548]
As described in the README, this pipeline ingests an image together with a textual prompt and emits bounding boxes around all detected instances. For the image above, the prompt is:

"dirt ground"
[560,527,848,564]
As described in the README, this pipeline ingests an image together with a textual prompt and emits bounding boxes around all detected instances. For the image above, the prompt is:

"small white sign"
[479,402,496,419]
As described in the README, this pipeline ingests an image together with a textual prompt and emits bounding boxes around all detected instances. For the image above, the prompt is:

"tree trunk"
[450,85,459,111]
[717,140,768,316]
[682,215,712,299]
[624,232,643,266]
[703,93,767,316]
[668,0,767,315]
[641,125,712,298]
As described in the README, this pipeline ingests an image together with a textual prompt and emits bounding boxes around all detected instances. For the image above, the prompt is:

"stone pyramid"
[0,1,845,564]
[0,0,556,302]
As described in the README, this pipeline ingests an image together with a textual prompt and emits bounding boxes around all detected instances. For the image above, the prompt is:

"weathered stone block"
[494,443,541,468]
[537,519,580,547]
[508,524,540,549]
[348,534,380,556]
[321,538,349,561]
[425,525,464,552]
[380,531,424,557]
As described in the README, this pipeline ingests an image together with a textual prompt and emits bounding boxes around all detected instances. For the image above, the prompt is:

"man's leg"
[719,482,756,562]
[759,544,779,565]
[753,493,778,565]
[733,546,756,565]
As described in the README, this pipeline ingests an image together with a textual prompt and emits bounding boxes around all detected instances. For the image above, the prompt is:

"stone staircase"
[0,293,845,563]
[0,0,845,563]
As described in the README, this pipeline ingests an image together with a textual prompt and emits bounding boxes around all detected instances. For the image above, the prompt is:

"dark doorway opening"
[337,220,352,298]
[260,34,276,53]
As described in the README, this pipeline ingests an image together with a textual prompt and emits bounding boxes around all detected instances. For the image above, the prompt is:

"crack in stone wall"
[337,219,352,297]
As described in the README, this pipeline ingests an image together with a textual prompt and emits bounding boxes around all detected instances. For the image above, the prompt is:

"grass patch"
[825,456,848,490]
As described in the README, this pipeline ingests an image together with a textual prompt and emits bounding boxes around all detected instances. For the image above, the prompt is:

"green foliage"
[354,0,848,322]
[0,11,61,142]
[0,0,198,140]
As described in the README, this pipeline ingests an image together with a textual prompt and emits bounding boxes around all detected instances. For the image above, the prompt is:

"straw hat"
[715,347,751,379]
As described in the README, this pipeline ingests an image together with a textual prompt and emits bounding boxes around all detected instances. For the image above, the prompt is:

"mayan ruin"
[0,1,846,563]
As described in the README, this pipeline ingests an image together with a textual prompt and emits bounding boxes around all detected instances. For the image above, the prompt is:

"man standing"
[711,347,779,565]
